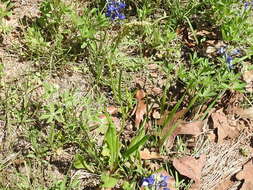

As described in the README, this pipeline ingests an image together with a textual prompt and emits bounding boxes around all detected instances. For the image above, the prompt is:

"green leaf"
[73,154,94,172]
[123,135,149,158]
[101,173,118,188]
[105,117,120,170]
[127,128,145,150]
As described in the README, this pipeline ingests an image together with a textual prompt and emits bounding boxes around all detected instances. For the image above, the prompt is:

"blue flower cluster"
[244,1,253,10]
[141,174,170,190]
[217,47,241,69]
[106,0,126,20]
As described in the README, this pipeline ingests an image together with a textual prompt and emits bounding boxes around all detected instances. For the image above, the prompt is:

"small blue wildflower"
[141,174,170,190]
[142,175,155,186]
[106,0,126,21]
[225,54,234,69]
[217,47,226,55]
[244,1,250,9]
[230,49,240,56]
[244,1,253,10]
[159,175,169,189]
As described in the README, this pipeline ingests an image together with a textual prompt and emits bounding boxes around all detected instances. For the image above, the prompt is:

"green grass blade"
[123,135,149,158]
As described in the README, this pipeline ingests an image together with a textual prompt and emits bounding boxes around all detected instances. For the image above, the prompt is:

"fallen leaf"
[152,110,161,119]
[152,87,162,95]
[147,64,159,70]
[243,70,253,93]
[207,131,216,142]
[177,121,203,136]
[235,158,253,190]
[136,89,145,101]
[233,107,253,120]
[158,109,203,148]
[135,90,147,127]
[206,46,216,54]
[158,109,187,147]
[140,148,164,160]
[173,154,206,189]
[158,109,187,129]
[211,110,239,143]
[106,106,118,115]
[243,70,253,84]
[89,115,120,132]
[214,178,234,190]
[196,30,215,37]
[240,182,253,190]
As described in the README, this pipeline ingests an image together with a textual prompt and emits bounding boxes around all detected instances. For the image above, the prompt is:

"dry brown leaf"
[173,154,206,189]
[243,70,253,83]
[135,90,147,127]
[196,30,215,37]
[159,109,187,130]
[236,158,253,190]
[89,115,120,131]
[136,89,145,101]
[158,109,203,148]
[152,87,162,95]
[214,178,234,190]
[211,110,239,143]
[177,120,203,136]
[206,46,216,54]
[158,109,187,147]
[207,131,216,142]
[106,106,118,115]
[243,70,253,93]
[234,107,253,120]
[135,100,146,127]
[140,148,164,160]
[152,110,161,119]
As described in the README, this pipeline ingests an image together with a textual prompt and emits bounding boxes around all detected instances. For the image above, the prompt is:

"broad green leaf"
[127,128,145,150]
[101,173,118,188]
[105,117,120,170]
[123,135,149,158]
[73,154,94,172]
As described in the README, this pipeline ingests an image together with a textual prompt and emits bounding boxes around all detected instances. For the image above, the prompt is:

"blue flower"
[159,175,169,188]
[225,54,234,69]
[217,47,226,55]
[141,174,170,190]
[230,49,240,56]
[244,1,253,10]
[226,55,233,64]
[244,1,250,9]
[142,175,155,186]
[106,1,126,21]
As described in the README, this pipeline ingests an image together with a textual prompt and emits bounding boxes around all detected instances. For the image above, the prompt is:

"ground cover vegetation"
[0,0,253,189]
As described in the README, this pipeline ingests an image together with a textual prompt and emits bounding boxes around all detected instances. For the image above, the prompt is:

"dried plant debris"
[173,154,206,190]
[199,134,252,190]
[235,158,253,190]
[211,109,240,143]
[71,170,100,188]
[140,148,164,160]
[135,89,147,127]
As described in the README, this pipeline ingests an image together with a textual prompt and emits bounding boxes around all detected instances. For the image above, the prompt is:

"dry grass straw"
[195,133,252,190]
